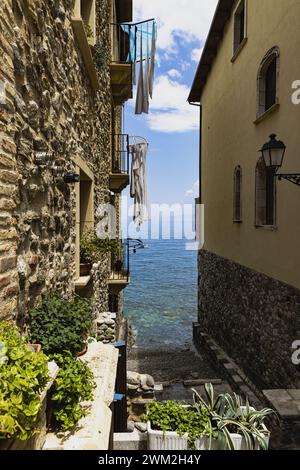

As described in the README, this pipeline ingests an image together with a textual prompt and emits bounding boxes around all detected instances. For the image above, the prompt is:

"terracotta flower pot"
[80,263,92,276]
[76,344,88,357]
[29,344,42,353]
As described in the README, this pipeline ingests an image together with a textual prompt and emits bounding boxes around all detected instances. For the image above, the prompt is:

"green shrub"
[80,230,122,264]
[49,352,96,431]
[143,400,211,449]
[29,295,93,356]
[0,322,49,441]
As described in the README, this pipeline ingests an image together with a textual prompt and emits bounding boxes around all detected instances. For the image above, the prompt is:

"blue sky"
[123,0,218,206]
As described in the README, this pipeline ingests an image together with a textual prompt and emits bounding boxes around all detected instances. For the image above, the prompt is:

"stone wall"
[198,249,300,390]
[0,0,115,324]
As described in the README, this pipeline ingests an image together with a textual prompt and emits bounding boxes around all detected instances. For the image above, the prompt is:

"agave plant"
[193,384,276,450]
[221,392,275,449]
[192,383,233,449]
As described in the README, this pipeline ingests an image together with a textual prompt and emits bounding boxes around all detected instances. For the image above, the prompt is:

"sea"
[124,239,198,350]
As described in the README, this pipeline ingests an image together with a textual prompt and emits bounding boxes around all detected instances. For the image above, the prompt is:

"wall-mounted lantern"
[260,134,300,186]
[63,172,80,184]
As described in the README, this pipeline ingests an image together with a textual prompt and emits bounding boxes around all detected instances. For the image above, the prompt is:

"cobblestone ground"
[128,342,232,402]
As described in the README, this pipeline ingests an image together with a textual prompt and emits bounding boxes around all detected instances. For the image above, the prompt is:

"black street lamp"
[260,134,300,186]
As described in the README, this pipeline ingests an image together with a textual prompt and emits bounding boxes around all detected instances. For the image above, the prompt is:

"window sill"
[255,225,278,232]
[231,37,248,63]
[254,103,280,125]
[74,275,92,289]
[233,220,243,224]
[71,18,99,92]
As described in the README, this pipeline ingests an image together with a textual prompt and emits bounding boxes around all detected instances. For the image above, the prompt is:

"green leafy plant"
[29,295,93,356]
[93,43,110,70]
[84,23,94,40]
[0,322,49,441]
[80,229,122,264]
[49,352,96,432]
[143,400,211,449]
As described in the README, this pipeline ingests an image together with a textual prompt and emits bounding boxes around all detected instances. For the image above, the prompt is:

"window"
[74,0,96,45]
[233,166,242,222]
[255,158,276,227]
[74,156,94,279]
[233,0,247,54]
[257,47,279,117]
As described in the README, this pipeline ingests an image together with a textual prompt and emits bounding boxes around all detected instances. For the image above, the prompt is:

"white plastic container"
[195,428,269,450]
[147,422,189,450]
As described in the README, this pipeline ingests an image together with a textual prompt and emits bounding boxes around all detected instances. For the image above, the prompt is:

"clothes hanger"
[129,136,149,147]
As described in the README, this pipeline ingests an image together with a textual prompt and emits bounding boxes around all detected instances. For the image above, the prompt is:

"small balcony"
[108,240,130,293]
[110,23,133,105]
[110,134,130,193]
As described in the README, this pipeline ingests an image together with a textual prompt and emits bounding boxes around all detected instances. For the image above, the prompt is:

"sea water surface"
[124,239,197,350]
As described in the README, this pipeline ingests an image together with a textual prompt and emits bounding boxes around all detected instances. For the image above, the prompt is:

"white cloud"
[167,69,182,79]
[134,0,218,51]
[145,75,199,133]
[129,1,218,133]
[185,180,199,198]
[191,47,204,63]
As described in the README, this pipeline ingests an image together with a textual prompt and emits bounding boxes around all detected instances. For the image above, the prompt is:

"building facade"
[0,0,133,340]
[189,0,300,389]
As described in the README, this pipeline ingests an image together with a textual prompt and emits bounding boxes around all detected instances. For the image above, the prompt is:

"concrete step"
[113,430,147,451]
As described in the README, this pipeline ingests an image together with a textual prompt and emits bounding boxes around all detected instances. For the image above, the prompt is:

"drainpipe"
[189,102,202,203]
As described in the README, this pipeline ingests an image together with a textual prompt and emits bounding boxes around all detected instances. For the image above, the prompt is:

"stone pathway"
[127,342,232,402]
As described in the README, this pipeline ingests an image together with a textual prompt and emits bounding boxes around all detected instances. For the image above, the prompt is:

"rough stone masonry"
[198,249,300,390]
[0,0,120,324]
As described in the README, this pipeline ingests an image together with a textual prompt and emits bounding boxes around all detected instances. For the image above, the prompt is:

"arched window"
[255,158,276,227]
[233,166,242,222]
[257,47,279,117]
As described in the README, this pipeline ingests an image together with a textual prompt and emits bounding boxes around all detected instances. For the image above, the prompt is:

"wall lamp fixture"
[63,172,80,184]
[260,134,300,186]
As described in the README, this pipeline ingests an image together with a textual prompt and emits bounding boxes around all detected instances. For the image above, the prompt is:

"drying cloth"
[135,29,149,114]
[133,20,156,114]
[130,143,149,226]
[143,23,150,113]
[149,21,156,99]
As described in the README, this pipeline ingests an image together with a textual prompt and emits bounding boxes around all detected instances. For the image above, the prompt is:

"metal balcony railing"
[111,240,130,282]
[111,19,156,64]
[112,134,129,174]
[112,23,132,64]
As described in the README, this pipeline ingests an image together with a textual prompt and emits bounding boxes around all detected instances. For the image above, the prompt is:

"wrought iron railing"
[111,239,130,282]
[111,19,155,64]
[111,133,129,174]
[111,23,132,64]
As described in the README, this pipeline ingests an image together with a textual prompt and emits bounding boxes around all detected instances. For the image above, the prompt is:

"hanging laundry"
[149,21,156,99]
[142,23,150,114]
[135,28,145,114]
[133,20,157,114]
[130,143,149,226]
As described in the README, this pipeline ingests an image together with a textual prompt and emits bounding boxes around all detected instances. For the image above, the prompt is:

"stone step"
[183,378,222,387]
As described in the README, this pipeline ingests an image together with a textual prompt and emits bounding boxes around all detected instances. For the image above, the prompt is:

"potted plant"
[193,384,274,450]
[80,230,122,276]
[28,294,93,356]
[48,352,96,432]
[0,322,49,445]
[144,384,275,451]
[143,401,210,450]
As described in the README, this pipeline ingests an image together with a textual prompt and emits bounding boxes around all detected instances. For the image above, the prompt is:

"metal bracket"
[276,174,300,187]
